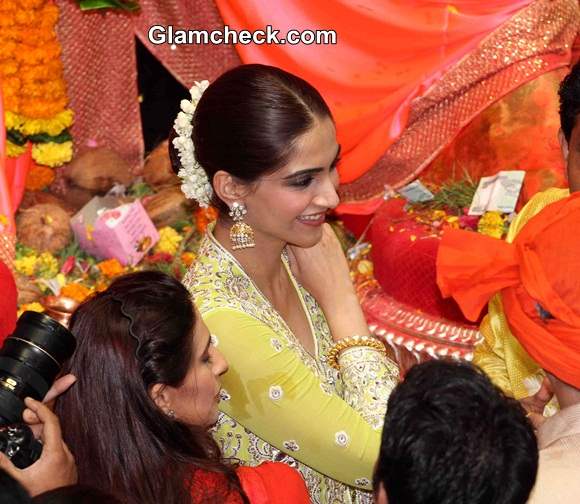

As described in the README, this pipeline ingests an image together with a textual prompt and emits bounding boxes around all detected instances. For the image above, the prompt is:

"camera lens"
[0,311,76,424]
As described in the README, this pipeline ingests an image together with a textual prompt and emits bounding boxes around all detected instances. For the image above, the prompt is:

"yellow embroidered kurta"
[184,229,399,504]
[474,188,570,400]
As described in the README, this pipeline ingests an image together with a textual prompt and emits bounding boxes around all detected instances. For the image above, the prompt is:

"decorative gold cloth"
[340,0,579,203]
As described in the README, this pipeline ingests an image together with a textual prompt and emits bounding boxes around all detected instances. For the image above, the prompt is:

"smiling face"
[241,115,341,248]
[157,309,228,428]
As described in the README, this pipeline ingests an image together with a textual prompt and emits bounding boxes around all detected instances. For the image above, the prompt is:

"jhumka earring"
[229,202,255,250]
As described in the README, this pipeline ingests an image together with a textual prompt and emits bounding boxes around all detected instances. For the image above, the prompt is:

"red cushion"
[370,199,471,324]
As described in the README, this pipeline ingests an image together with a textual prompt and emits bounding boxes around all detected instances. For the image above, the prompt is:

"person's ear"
[559,128,569,162]
[213,171,252,208]
[149,383,173,415]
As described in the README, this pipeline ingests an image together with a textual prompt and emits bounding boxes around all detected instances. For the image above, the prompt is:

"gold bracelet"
[327,335,386,370]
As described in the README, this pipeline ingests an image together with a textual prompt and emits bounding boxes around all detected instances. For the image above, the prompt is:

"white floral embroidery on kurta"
[283,440,300,452]
[270,338,283,352]
[218,389,231,401]
[269,385,283,401]
[355,478,371,488]
[334,431,350,448]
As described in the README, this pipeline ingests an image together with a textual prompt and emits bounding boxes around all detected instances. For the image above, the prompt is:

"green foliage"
[76,0,139,11]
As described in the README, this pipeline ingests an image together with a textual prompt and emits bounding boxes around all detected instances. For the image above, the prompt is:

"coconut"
[143,140,179,189]
[19,191,75,215]
[64,147,133,193]
[16,204,72,254]
[143,186,193,228]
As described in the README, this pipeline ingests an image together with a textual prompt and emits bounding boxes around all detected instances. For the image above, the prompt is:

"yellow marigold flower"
[154,227,183,255]
[14,255,37,276]
[181,252,196,267]
[477,211,506,239]
[37,252,58,279]
[6,140,26,158]
[31,141,73,167]
[25,164,55,191]
[61,283,92,303]
[7,110,73,136]
[97,258,125,279]
[17,302,45,318]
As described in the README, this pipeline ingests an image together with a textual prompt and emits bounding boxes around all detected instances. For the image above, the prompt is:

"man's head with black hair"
[559,61,580,191]
[374,360,538,504]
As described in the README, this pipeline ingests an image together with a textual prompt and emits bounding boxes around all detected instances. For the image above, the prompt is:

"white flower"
[173,80,213,207]
[269,385,283,401]
[180,99,196,115]
[334,430,350,448]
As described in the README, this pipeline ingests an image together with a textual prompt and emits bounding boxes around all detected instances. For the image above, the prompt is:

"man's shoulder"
[507,188,570,241]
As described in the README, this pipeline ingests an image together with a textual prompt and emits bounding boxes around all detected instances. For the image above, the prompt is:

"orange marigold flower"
[97,258,125,278]
[0,61,18,77]
[61,283,92,303]
[20,96,67,118]
[25,164,55,191]
[0,40,17,59]
[38,3,59,29]
[15,9,40,26]
[20,0,46,9]
[15,42,60,66]
[21,79,66,99]
[181,252,197,267]
[19,59,61,82]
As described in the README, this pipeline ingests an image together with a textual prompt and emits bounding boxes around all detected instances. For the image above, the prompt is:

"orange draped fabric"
[437,193,580,388]
[215,0,533,185]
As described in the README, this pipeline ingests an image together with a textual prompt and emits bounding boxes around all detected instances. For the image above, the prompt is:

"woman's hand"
[288,224,370,342]
[0,397,77,496]
[288,224,355,307]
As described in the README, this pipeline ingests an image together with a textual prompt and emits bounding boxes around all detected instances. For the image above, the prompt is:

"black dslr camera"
[0,312,76,468]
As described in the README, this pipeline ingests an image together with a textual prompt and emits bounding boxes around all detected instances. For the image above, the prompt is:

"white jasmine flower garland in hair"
[172,80,213,207]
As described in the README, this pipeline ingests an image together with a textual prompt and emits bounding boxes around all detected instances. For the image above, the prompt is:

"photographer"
[0,393,77,497]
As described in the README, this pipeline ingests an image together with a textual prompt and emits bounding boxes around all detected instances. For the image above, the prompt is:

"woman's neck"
[213,218,287,291]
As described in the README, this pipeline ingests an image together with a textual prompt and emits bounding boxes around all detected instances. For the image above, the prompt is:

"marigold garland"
[25,164,55,191]
[6,140,26,157]
[31,141,73,167]
[1,0,73,166]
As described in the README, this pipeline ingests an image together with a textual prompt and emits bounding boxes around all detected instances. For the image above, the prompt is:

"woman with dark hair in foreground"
[55,270,309,504]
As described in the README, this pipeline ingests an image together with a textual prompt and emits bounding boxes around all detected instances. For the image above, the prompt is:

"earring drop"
[229,202,255,250]
[167,409,176,419]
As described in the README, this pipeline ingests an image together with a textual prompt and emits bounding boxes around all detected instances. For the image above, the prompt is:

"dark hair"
[0,468,31,504]
[374,360,538,504]
[559,61,580,141]
[169,63,333,212]
[32,485,121,504]
[55,271,246,504]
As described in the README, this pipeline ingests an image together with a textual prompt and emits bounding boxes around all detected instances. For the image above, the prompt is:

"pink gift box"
[71,196,159,266]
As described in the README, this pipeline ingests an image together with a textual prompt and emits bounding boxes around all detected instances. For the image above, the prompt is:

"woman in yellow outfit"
[171,64,399,503]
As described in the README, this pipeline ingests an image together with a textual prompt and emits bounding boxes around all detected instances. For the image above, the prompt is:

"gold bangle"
[327,335,386,370]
